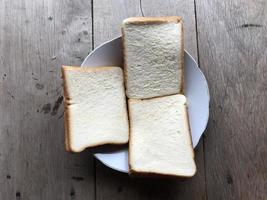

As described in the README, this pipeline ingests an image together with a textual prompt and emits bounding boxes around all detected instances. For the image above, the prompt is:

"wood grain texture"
[0,0,94,199]
[93,0,206,199]
[1,0,266,199]
[93,0,141,46]
[195,0,267,199]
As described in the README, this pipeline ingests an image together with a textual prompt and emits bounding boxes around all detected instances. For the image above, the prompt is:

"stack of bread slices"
[62,16,196,178]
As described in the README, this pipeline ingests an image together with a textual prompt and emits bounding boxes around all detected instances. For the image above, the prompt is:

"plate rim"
[81,36,210,173]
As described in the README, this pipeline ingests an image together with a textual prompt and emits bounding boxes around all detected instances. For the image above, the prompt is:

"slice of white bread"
[122,16,184,99]
[128,94,196,177]
[62,66,129,152]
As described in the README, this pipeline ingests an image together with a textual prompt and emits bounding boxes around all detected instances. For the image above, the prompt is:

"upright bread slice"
[128,94,196,177]
[122,16,184,99]
[62,66,129,152]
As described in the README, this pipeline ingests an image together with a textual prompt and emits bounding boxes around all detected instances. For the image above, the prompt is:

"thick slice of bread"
[62,66,129,153]
[122,16,184,99]
[128,94,196,177]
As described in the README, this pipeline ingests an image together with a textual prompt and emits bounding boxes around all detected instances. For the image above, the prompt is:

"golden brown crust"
[61,66,72,152]
[129,169,195,178]
[127,99,133,173]
[180,20,185,94]
[69,141,129,153]
[123,16,182,25]
[64,107,70,152]
[121,26,130,98]
[185,104,195,159]
[64,101,75,152]
[62,65,120,72]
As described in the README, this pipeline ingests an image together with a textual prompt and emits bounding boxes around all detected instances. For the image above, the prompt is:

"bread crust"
[185,104,195,159]
[128,99,134,174]
[123,16,182,25]
[61,65,129,153]
[180,20,185,94]
[122,16,184,98]
[61,65,72,152]
[121,26,130,98]
[69,141,129,153]
[129,169,196,178]
[62,65,120,72]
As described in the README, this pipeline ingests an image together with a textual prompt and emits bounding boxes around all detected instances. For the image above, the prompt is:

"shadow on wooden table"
[94,143,205,200]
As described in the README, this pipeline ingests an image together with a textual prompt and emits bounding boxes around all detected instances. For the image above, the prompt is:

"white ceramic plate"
[81,36,210,173]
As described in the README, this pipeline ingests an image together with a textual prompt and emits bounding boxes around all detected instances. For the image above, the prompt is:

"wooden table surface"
[0,0,266,199]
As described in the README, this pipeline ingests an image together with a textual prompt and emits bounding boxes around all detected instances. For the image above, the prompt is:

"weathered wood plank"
[0,0,94,199]
[195,0,267,199]
[93,0,141,45]
[93,0,206,199]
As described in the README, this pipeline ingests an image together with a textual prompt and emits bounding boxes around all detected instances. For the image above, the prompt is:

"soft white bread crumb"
[129,94,196,177]
[122,16,184,99]
[62,66,129,152]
